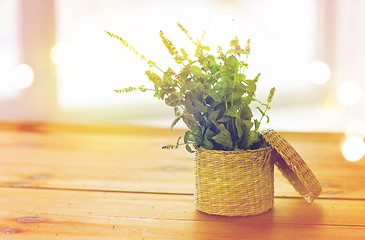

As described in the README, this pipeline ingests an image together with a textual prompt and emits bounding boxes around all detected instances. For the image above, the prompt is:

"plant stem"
[257,104,269,131]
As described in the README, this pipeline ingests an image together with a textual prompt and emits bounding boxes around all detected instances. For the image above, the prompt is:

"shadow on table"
[190,199,324,239]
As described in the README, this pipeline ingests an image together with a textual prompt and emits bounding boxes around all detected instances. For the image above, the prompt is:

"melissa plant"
[106,23,275,153]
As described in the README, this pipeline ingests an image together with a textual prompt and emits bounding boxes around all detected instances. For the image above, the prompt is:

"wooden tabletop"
[0,122,364,239]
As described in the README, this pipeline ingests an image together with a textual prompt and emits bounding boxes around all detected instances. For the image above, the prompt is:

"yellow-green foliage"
[107,23,275,152]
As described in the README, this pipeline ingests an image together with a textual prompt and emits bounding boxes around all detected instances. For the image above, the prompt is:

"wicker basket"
[194,146,274,217]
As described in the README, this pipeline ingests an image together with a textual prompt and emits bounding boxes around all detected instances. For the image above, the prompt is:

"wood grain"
[0,188,364,239]
[2,216,365,240]
[0,122,364,239]
[0,123,363,199]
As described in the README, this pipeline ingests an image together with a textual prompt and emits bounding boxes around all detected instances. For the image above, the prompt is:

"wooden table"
[0,122,364,239]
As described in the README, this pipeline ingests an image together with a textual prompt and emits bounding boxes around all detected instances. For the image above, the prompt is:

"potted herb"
[107,23,276,216]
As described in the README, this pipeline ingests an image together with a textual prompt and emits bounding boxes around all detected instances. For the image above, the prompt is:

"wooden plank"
[0,130,194,194]
[0,127,364,199]
[0,121,186,136]
[0,188,365,227]
[0,188,365,239]
[1,215,365,240]
[0,123,364,239]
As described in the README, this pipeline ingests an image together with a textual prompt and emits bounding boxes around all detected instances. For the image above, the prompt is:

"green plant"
[106,23,275,153]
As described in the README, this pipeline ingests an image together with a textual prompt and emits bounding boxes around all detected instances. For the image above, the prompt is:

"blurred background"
[0,0,365,140]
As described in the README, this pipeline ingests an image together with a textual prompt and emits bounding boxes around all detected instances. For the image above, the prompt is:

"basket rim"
[194,145,272,155]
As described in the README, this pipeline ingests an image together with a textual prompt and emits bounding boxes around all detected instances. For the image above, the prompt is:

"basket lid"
[261,129,322,203]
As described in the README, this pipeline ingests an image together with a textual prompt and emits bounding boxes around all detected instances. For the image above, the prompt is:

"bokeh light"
[307,60,331,85]
[50,42,68,65]
[11,64,34,89]
[337,81,362,106]
[341,136,365,162]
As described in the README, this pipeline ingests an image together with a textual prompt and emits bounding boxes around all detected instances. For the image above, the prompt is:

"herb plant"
[106,23,275,153]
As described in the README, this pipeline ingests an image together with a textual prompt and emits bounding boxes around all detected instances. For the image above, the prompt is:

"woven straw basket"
[193,129,322,217]
[194,146,274,217]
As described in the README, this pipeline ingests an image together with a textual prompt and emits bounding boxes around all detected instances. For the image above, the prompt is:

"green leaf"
[213,130,233,149]
[213,81,224,93]
[185,144,195,153]
[217,124,227,132]
[183,131,194,144]
[224,105,239,117]
[190,66,203,77]
[185,93,200,115]
[139,88,147,92]
[202,136,214,149]
[245,80,256,94]
[154,91,165,100]
[182,81,198,92]
[165,92,181,107]
[191,97,208,113]
[213,125,233,149]
[184,131,190,144]
[226,55,240,71]
[241,96,253,105]
[254,119,260,131]
[185,93,206,126]
[239,106,253,120]
[247,131,260,149]
[205,54,216,62]
[235,117,243,139]
[243,120,253,130]
[266,115,270,123]
[182,112,198,129]
[237,74,246,82]
[226,49,235,55]
[238,124,250,149]
[215,102,227,118]
[190,125,203,143]
[163,68,174,86]
[233,82,246,93]
[205,127,216,139]
[203,89,221,103]
[177,74,187,86]
[209,109,220,121]
[218,116,231,123]
[171,115,182,131]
